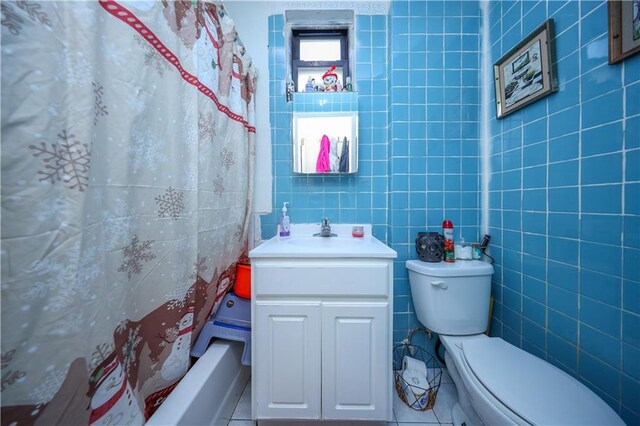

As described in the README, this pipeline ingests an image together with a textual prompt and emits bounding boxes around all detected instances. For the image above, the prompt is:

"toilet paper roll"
[402,355,427,377]
[455,244,473,259]
[402,368,430,409]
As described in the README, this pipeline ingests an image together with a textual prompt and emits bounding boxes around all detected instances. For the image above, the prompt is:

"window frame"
[291,29,350,92]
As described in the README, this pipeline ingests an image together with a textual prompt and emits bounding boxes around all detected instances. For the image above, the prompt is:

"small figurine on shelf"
[305,76,314,93]
[322,65,339,92]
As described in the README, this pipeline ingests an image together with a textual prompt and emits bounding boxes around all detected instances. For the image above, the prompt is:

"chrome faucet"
[312,218,336,237]
[320,218,332,237]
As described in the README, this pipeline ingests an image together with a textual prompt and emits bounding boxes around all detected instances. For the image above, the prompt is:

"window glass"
[299,39,341,61]
[291,28,349,92]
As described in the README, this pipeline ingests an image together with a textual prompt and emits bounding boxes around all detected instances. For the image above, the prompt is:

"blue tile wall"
[264,14,389,239]
[265,5,481,352]
[264,1,638,420]
[388,0,481,346]
[487,0,640,421]
[292,92,358,113]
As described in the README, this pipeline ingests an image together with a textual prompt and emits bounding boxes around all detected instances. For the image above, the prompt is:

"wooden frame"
[493,19,558,119]
[608,0,640,64]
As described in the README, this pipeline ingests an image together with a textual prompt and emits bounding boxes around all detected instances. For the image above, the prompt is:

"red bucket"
[234,263,251,299]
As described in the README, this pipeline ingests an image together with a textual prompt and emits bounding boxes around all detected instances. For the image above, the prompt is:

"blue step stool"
[191,292,251,365]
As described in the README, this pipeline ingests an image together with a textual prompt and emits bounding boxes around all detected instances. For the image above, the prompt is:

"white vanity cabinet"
[249,228,396,422]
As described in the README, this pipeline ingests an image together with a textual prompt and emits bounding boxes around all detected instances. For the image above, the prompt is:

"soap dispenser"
[279,202,290,238]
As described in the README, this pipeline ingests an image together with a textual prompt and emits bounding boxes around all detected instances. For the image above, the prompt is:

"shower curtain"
[1,1,256,424]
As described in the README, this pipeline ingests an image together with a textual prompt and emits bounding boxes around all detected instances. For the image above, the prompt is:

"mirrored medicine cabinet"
[291,92,358,174]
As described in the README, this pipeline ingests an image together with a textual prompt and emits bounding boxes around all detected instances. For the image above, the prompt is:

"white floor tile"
[431,383,458,424]
[231,379,252,420]
[239,376,458,425]
[392,388,439,424]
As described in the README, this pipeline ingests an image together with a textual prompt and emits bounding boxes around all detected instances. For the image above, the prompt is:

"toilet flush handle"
[430,280,448,289]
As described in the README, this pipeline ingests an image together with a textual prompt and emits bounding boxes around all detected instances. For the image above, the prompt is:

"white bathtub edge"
[147,340,250,426]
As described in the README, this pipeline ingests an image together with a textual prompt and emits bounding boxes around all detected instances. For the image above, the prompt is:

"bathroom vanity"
[249,224,396,422]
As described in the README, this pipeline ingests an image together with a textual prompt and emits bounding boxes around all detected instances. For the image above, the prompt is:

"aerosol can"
[442,220,455,262]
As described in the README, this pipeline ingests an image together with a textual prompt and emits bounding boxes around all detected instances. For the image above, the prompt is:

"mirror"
[291,92,358,174]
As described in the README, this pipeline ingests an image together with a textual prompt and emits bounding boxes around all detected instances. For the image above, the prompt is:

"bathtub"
[147,340,251,426]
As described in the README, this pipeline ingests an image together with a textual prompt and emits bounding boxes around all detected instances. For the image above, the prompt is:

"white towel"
[330,137,339,172]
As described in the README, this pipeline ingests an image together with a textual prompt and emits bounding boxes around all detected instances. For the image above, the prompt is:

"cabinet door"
[254,302,321,419]
[321,302,390,421]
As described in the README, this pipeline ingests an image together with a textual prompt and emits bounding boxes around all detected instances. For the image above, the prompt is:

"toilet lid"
[461,338,623,425]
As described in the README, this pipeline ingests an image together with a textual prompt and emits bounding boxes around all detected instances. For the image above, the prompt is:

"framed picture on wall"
[493,19,558,119]
[608,0,640,64]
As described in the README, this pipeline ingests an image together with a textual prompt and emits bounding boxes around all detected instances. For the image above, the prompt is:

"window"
[291,29,350,92]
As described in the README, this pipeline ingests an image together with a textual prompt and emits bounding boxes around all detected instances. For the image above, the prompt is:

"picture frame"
[608,0,640,64]
[493,19,558,119]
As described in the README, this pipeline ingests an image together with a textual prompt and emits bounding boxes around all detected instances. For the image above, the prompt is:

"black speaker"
[415,232,444,262]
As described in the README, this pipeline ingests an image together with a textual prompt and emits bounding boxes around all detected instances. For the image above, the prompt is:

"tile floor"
[228,370,458,426]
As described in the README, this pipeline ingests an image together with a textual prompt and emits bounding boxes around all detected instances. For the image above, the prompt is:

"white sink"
[286,236,370,251]
[250,224,397,259]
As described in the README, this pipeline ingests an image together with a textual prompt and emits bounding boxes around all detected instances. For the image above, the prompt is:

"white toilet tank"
[406,260,494,335]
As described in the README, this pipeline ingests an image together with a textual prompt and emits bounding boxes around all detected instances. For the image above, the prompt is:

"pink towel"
[316,135,331,173]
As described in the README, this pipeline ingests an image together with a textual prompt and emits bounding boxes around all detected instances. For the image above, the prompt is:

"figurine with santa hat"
[322,65,339,92]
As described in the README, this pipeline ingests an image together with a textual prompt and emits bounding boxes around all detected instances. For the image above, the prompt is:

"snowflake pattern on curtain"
[92,81,109,125]
[0,0,51,35]
[118,237,157,280]
[1,1,257,424]
[29,130,92,192]
[155,187,185,220]
[221,147,235,170]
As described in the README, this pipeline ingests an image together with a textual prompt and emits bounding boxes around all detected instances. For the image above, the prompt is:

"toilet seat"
[459,337,624,425]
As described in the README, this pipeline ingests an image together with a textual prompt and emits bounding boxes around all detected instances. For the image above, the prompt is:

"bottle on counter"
[279,202,291,238]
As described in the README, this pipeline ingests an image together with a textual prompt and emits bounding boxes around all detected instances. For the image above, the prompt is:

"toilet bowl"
[406,259,624,426]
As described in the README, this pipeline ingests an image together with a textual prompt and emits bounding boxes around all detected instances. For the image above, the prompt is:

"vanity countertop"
[249,224,397,259]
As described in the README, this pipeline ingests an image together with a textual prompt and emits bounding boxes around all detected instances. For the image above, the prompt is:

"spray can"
[442,220,455,262]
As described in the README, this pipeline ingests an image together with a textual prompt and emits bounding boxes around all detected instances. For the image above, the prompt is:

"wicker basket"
[393,344,443,411]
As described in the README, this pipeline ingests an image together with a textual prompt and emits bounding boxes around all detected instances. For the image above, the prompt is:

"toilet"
[406,259,625,426]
